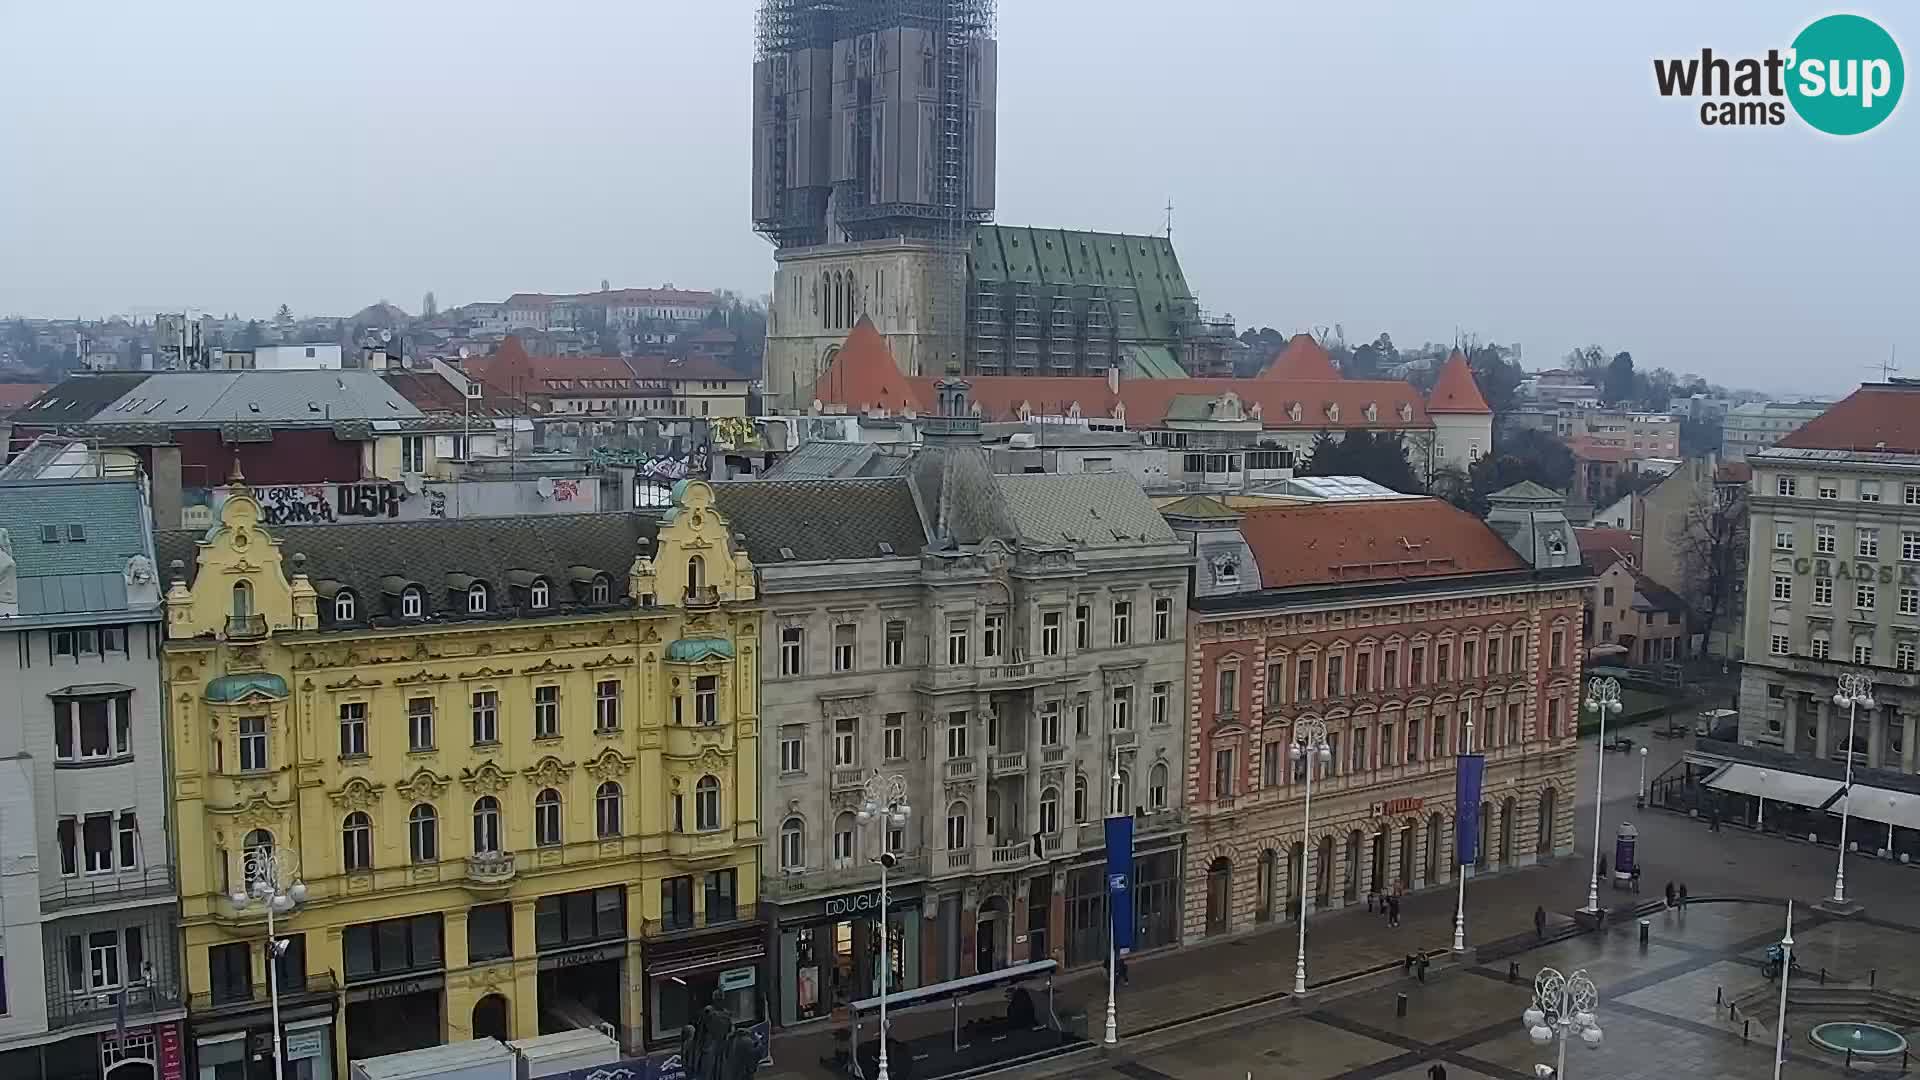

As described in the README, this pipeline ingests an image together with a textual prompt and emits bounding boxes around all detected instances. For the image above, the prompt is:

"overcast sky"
[2,2,1913,394]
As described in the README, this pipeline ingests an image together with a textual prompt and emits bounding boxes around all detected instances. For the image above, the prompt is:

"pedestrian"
[1428,1062,1448,1080]
[1598,853,1608,882]
[1679,882,1689,908]
[1664,881,1676,908]
[1388,893,1401,928]
[1631,864,1642,893]
[1534,905,1547,940]
[1368,889,1378,914]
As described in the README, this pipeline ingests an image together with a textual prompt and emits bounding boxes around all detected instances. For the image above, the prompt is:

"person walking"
[1534,905,1547,940]
[1387,892,1401,928]
[1598,852,1608,884]
[1630,864,1642,893]
[1664,880,1676,908]
[1428,1062,1448,1080]
[1678,882,1689,908]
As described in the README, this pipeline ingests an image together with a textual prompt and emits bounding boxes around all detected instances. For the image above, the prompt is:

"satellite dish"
[403,473,424,494]
[379,329,393,343]
[458,345,471,359]
[535,476,556,499]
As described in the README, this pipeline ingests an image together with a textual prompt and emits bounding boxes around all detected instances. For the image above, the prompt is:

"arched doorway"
[1370,831,1387,897]
[1398,823,1415,890]
[1287,841,1304,918]
[1256,849,1277,923]
[977,895,1008,973]
[1500,796,1517,866]
[1315,836,1333,907]
[1537,787,1557,856]
[1425,813,1442,884]
[1343,831,1362,902]
[1477,800,1492,870]
[1205,857,1233,935]
[472,993,510,1042]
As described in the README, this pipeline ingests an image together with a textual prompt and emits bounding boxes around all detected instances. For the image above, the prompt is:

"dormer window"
[334,590,356,623]
[529,580,550,609]
[231,580,253,619]
[402,587,424,619]
[467,584,489,613]
[590,577,611,604]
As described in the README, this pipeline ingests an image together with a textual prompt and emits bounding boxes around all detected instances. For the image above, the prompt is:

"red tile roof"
[0,383,51,413]
[1256,334,1341,381]
[1237,498,1527,588]
[1568,439,1633,464]
[1714,462,1752,484]
[1573,526,1639,572]
[1426,351,1492,414]
[810,317,920,413]
[505,287,718,309]
[1775,384,1920,455]
[469,337,738,396]
[381,371,524,417]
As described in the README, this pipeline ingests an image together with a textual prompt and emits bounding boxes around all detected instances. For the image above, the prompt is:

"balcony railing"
[465,851,516,888]
[944,758,976,781]
[224,614,268,640]
[989,751,1027,777]
[772,854,928,895]
[1042,746,1067,765]
[990,841,1032,866]
[49,980,186,1029]
[944,850,973,871]
[831,767,867,792]
[40,865,175,913]
[683,585,719,608]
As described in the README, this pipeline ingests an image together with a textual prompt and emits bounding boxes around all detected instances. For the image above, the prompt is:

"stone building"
[0,477,183,1080]
[1175,483,1589,940]
[710,400,1190,1029]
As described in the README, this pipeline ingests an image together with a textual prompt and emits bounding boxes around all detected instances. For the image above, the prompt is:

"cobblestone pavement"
[765,726,1920,1079]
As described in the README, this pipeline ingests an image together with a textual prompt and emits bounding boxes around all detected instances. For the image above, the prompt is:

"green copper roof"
[666,638,734,663]
[970,226,1198,344]
[205,672,289,703]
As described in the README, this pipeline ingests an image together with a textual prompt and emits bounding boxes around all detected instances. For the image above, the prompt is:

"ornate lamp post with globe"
[1830,672,1876,907]
[1290,718,1333,996]
[1524,966,1603,1079]
[230,845,307,1080]
[857,772,911,1080]
[1582,678,1623,913]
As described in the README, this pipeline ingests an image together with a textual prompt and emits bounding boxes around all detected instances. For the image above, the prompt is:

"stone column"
[1816,699,1832,763]
[1783,692,1798,754]
[1902,709,1916,775]
[511,899,541,1044]
[1869,707,1885,769]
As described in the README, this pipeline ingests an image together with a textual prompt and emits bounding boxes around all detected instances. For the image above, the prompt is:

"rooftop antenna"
[1163,198,1174,241]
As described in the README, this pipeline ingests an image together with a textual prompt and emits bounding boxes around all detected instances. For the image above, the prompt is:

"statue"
[125,553,156,587]
[678,1023,701,1079]
[721,1028,761,1080]
[0,528,16,610]
[694,992,735,1080]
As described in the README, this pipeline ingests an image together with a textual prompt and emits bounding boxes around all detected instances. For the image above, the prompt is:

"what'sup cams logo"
[1654,13,1903,134]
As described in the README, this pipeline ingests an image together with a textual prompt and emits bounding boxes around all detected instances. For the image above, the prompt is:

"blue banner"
[1455,753,1486,866]
[1105,814,1135,953]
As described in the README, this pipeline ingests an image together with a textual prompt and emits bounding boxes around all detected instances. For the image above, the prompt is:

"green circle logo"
[1787,14,1904,135]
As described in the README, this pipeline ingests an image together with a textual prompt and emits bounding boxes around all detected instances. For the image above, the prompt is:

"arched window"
[833,811,856,867]
[529,580,550,609]
[695,775,721,831]
[589,576,611,604]
[467,583,489,613]
[1039,786,1059,835]
[473,797,501,854]
[687,555,705,593]
[408,804,438,863]
[1072,774,1089,823]
[595,782,622,838]
[779,816,805,871]
[945,801,969,849]
[1149,762,1170,810]
[242,828,273,888]
[534,789,563,847]
[401,586,424,618]
[231,579,253,618]
[342,812,372,872]
[334,590,356,623]
[1109,768,1131,816]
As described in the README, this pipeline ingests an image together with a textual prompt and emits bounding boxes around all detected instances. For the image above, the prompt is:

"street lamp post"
[1290,718,1332,996]
[230,846,307,1080]
[1772,901,1794,1080]
[1636,746,1649,809]
[1582,678,1623,913]
[1524,966,1603,1080]
[1831,672,1876,906]
[1104,742,1123,1045]
[1454,716,1474,954]
[856,772,912,1080]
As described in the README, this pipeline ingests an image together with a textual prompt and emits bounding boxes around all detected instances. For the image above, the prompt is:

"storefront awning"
[1703,763,1841,808]
[1829,784,1920,831]
[851,959,1058,1016]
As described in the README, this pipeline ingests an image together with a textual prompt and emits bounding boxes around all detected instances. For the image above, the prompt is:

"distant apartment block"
[1721,401,1833,461]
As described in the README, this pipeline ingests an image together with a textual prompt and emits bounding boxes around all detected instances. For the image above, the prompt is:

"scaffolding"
[1008,281,1041,374]
[972,283,1005,373]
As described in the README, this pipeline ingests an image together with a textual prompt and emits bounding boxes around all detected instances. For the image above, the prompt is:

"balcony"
[989,751,1027,777]
[665,829,738,860]
[224,614,268,640]
[772,854,928,896]
[1041,747,1067,765]
[914,655,1069,694]
[831,767,867,793]
[49,979,186,1029]
[684,585,719,609]
[944,849,974,871]
[1110,729,1139,749]
[190,971,339,1017]
[664,722,732,760]
[40,866,175,913]
[464,851,516,890]
[990,840,1032,866]
[944,758,976,781]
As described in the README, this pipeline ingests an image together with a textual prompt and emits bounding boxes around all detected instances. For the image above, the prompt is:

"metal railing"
[40,865,175,912]
[225,614,268,639]
[49,979,186,1028]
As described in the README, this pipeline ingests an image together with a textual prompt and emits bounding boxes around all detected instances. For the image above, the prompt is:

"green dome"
[666,638,734,663]
[205,672,289,703]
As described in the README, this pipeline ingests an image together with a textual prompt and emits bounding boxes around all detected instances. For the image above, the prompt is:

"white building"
[1721,400,1833,461]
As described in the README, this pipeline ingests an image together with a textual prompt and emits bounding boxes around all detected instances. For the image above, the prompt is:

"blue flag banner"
[1455,753,1486,865]
[1105,814,1135,953]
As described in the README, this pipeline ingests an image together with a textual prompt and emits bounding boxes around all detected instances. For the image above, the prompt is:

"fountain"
[1809,1022,1909,1059]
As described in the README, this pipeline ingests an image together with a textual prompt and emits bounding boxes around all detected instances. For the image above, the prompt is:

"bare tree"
[1672,480,1748,655]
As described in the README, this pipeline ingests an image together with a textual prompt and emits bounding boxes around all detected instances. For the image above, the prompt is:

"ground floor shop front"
[0,1020,189,1080]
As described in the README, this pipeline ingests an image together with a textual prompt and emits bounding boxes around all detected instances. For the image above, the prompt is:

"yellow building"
[158,476,764,1078]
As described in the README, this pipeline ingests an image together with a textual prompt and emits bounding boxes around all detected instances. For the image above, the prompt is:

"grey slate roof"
[993,472,1179,549]
[10,373,152,424]
[0,478,152,616]
[83,371,424,427]
[155,511,658,629]
[709,477,929,563]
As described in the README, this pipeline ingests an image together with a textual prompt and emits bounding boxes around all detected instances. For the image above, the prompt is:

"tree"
[1673,481,1748,657]
[1345,332,1398,379]
[421,291,438,320]
[1300,429,1422,493]
[274,304,293,324]
[1450,427,1575,517]
[1604,351,1635,404]
[1466,343,1524,415]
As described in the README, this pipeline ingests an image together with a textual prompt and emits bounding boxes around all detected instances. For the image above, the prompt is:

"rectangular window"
[695,676,718,725]
[1860,480,1882,503]
[1111,685,1133,731]
[118,811,138,870]
[1898,642,1917,672]
[1296,658,1315,703]
[1436,644,1451,681]
[946,619,970,665]
[1462,641,1478,679]
[238,716,268,771]
[779,626,804,676]
[54,696,128,762]
[1907,483,1920,506]
[884,620,905,666]
[1505,704,1521,745]
[833,718,857,768]
[1859,528,1881,559]
[1151,683,1170,728]
[533,685,559,737]
[1326,654,1344,698]
[946,711,969,759]
[1551,630,1567,667]
[1817,524,1837,554]
[704,869,738,924]
[401,435,426,473]
[1774,523,1795,551]
[1153,596,1172,640]
[778,732,803,774]
[57,817,76,876]
[1263,741,1283,786]
[1771,634,1791,656]
[1773,573,1794,602]
[209,942,251,1004]
[1040,701,1062,746]
[1111,601,1132,645]
[1355,651,1373,691]
[1855,641,1874,665]
[1548,698,1563,738]
[471,691,498,744]
[1820,479,1840,500]
[1407,718,1422,761]
[1900,587,1919,616]
[883,713,904,760]
[1040,611,1062,656]
[1815,577,1834,606]
[1351,728,1368,773]
[1857,583,1876,611]
[593,681,620,732]
[1216,666,1238,716]
[83,813,113,874]
[1075,604,1091,650]
[982,613,1004,660]
[339,702,367,757]
[1776,475,1798,497]
[1213,749,1234,799]
[832,624,856,672]
[1410,646,1426,685]
[534,887,625,949]
[661,876,694,931]
[467,903,514,963]
[407,697,435,749]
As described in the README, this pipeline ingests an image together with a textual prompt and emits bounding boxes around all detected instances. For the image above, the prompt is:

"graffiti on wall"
[198,478,597,526]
